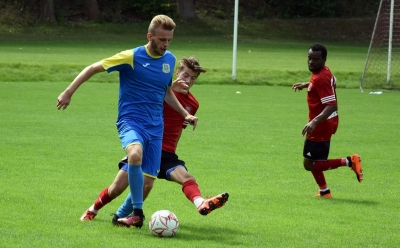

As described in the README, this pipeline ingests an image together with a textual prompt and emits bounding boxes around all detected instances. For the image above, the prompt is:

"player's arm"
[302,104,337,136]
[164,87,198,130]
[312,104,337,124]
[57,62,105,110]
[292,82,309,92]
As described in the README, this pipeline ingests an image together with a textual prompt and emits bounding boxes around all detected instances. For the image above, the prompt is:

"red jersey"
[306,66,339,142]
[162,91,199,153]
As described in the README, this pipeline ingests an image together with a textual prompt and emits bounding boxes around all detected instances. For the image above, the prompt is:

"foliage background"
[0,0,379,25]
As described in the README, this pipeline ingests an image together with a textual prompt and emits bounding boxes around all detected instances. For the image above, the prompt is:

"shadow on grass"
[323,198,379,206]
[174,223,248,246]
[92,218,248,245]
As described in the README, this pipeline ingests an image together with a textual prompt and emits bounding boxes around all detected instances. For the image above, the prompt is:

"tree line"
[0,0,379,25]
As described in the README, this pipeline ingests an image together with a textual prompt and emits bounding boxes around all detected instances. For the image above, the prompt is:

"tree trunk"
[40,0,56,23]
[176,0,197,19]
[85,0,100,21]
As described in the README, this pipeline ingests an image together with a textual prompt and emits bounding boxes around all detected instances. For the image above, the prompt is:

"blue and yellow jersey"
[101,46,176,129]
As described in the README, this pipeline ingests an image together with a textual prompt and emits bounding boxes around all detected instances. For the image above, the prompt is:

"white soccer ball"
[149,210,179,237]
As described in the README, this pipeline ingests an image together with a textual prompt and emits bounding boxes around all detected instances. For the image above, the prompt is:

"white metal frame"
[232,0,239,80]
[360,0,395,92]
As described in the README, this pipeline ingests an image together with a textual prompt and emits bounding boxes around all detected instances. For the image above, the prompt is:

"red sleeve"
[315,67,337,105]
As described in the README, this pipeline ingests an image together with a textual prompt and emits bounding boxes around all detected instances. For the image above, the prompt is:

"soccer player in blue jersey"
[78,57,229,226]
[57,15,198,228]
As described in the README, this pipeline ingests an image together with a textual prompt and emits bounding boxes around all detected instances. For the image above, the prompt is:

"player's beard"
[149,39,165,56]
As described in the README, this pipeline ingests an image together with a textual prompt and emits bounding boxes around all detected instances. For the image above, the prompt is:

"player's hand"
[172,78,189,95]
[185,114,198,130]
[302,120,317,136]
[292,83,308,92]
[57,90,72,110]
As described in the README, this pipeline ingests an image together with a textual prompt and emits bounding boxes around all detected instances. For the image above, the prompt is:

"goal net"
[360,0,400,91]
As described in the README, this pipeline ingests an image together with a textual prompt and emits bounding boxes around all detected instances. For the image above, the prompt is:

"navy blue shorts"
[303,139,330,160]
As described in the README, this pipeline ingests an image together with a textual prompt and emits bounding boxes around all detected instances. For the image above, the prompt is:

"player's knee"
[127,151,142,165]
[171,168,195,184]
[303,160,314,171]
[185,174,196,182]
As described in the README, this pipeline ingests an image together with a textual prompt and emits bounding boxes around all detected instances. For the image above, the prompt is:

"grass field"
[0,81,399,247]
[1,18,399,247]
[0,19,373,88]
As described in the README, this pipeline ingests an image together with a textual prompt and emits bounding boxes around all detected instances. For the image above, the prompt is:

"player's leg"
[113,175,155,227]
[80,158,129,221]
[169,165,201,201]
[169,166,228,215]
[108,168,129,198]
[157,152,202,204]
[124,143,144,227]
[117,137,161,228]
[314,156,363,182]
[111,122,159,227]
[303,140,342,171]
[116,121,147,227]
[143,174,155,201]
[303,139,332,198]
[305,140,363,183]
[159,151,229,216]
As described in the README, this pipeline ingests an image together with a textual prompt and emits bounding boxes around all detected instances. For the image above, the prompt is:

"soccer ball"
[149,210,179,237]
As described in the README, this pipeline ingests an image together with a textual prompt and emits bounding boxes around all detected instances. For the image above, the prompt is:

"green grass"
[0,18,375,88]
[0,38,369,88]
[1,81,399,247]
[0,18,399,247]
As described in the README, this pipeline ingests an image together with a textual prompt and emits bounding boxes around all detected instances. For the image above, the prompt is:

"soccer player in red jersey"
[80,57,229,224]
[292,44,363,198]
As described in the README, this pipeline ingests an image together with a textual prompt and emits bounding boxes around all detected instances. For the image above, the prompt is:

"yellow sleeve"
[101,49,134,71]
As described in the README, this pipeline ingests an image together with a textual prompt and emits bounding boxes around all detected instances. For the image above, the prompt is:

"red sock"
[311,170,327,190]
[182,180,201,202]
[93,187,113,211]
[314,158,347,171]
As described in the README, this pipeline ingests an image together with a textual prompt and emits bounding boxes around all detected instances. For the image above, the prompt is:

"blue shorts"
[117,120,162,178]
[118,151,187,181]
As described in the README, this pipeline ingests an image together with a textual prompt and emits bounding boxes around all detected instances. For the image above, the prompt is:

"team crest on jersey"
[162,63,170,73]
[185,106,191,112]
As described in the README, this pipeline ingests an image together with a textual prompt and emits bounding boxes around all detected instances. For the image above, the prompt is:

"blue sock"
[128,164,143,210]
[116,193,133,218]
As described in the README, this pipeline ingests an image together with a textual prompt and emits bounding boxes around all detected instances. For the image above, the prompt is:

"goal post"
[360,0,400,91]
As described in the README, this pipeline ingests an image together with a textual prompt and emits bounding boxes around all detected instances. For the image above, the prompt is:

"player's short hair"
[148,15,176,34]
[310,43,327,59]
[178,56,207,75]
